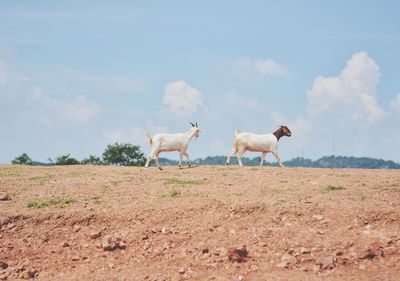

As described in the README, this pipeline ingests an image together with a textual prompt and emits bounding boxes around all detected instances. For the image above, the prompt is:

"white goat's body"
[235,132,278,152]
[145,126,201,170]
[226,129,285,167]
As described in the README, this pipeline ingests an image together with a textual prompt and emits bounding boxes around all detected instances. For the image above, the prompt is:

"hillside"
[1,164,399,280]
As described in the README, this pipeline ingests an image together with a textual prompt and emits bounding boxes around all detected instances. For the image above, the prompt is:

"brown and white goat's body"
[226,126,292,167]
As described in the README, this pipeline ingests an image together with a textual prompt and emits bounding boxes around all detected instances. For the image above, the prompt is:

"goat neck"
[272,127,285,141]
[183,127,198,144]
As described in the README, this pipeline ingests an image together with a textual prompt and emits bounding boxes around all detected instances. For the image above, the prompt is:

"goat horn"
[189,122,195,127]
[195,122,198,127]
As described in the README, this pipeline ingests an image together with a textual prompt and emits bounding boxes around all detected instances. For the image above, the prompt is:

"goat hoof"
[158,167,163,170]
[188,163,192,167]
[179,165,182,169]
[225,162,229,166]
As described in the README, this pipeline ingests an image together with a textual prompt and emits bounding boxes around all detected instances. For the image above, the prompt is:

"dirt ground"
[0,164,399,281]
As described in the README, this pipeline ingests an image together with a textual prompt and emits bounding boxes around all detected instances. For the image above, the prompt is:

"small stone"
[202,248,209,254]
[0,261,8,269]
[71,256,80,261]
[300,247,311,254]
[317,230,325,235]
[73,225,81,232]
[276,254,297,268]
[20,269,36,279]
[101,235,126,251]
[312,215,324,221]
[316,256,334,270]
[177,267,185,274]
[228,245,248,263]
[161,227,166,234]
[236,274,244,281]
[90,230,102,239]
[62,242,70,247]
[0,192,11,201]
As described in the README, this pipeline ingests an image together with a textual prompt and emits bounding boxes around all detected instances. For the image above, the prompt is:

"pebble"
[276,254,296,268]
[0,192,11,201]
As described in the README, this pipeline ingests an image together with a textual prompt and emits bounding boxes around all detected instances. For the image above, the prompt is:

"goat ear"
[189,122,195,127]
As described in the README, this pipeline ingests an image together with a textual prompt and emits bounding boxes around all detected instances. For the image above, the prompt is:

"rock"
[161,227,166,234]
[315,256,335,270]
[61,242,70,247]
[71,256,80,261]
[101,235,126,251]
[0,192,11,201]
[378,236,392,247]
[359,263,367,270]
[276,254,297,268]
[20,269,36,279]
[312,215,324,221]
[227,245,248,263]
[177,267,185,274]
[0,261,8,270]
[89,230,102,240]
[317,230,325,235]
[73,225,81,232]
[236,274,244,281]
[300,247,311,254]
[360,247,382,260]
[384,246,397,255]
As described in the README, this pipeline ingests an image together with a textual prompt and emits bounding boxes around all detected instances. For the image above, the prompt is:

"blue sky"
[1,1,400,163]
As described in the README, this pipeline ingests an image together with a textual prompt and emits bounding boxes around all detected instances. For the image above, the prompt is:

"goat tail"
[234,129,240,138]
[145,132,153,146]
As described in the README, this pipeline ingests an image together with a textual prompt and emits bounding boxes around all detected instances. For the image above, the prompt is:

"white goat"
[145,122,202,170]
[225,126,292,167]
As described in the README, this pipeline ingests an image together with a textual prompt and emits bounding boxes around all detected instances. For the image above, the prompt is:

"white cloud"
[31,87,100,125]
[233,58,290,77]
[223,91,262,110]
[254,59,289,77]
[61,95,101,124]
[390,94,400,111]
[0,60,8,84]
[306,51,387,123]
[163,80,205,117]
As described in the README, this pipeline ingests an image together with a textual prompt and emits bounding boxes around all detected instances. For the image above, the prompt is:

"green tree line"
[11,148,400,169]
[12,143,145,166]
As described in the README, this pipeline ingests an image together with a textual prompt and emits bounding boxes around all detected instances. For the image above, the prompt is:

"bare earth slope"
[1,165,399,280]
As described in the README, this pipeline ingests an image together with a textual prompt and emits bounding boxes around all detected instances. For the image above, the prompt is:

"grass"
[326,185,346,191]
[229,192,244,196]
[329,173,351,177]
[27,197,74,209]
[69,171,90,177]
[381,183,400,190]
[358,193,367,201]
[0,172,23,177]
[162,188,181,198]
[163,178,206,185]
[29,175,55,184]
[271,188,282,193]
[87,196,101,204]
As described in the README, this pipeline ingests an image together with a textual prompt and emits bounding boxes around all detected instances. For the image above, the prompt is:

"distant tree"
[11,153,33,165]
[102,143,145,166]
[81,155,103,165]
[54,154,79,165]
